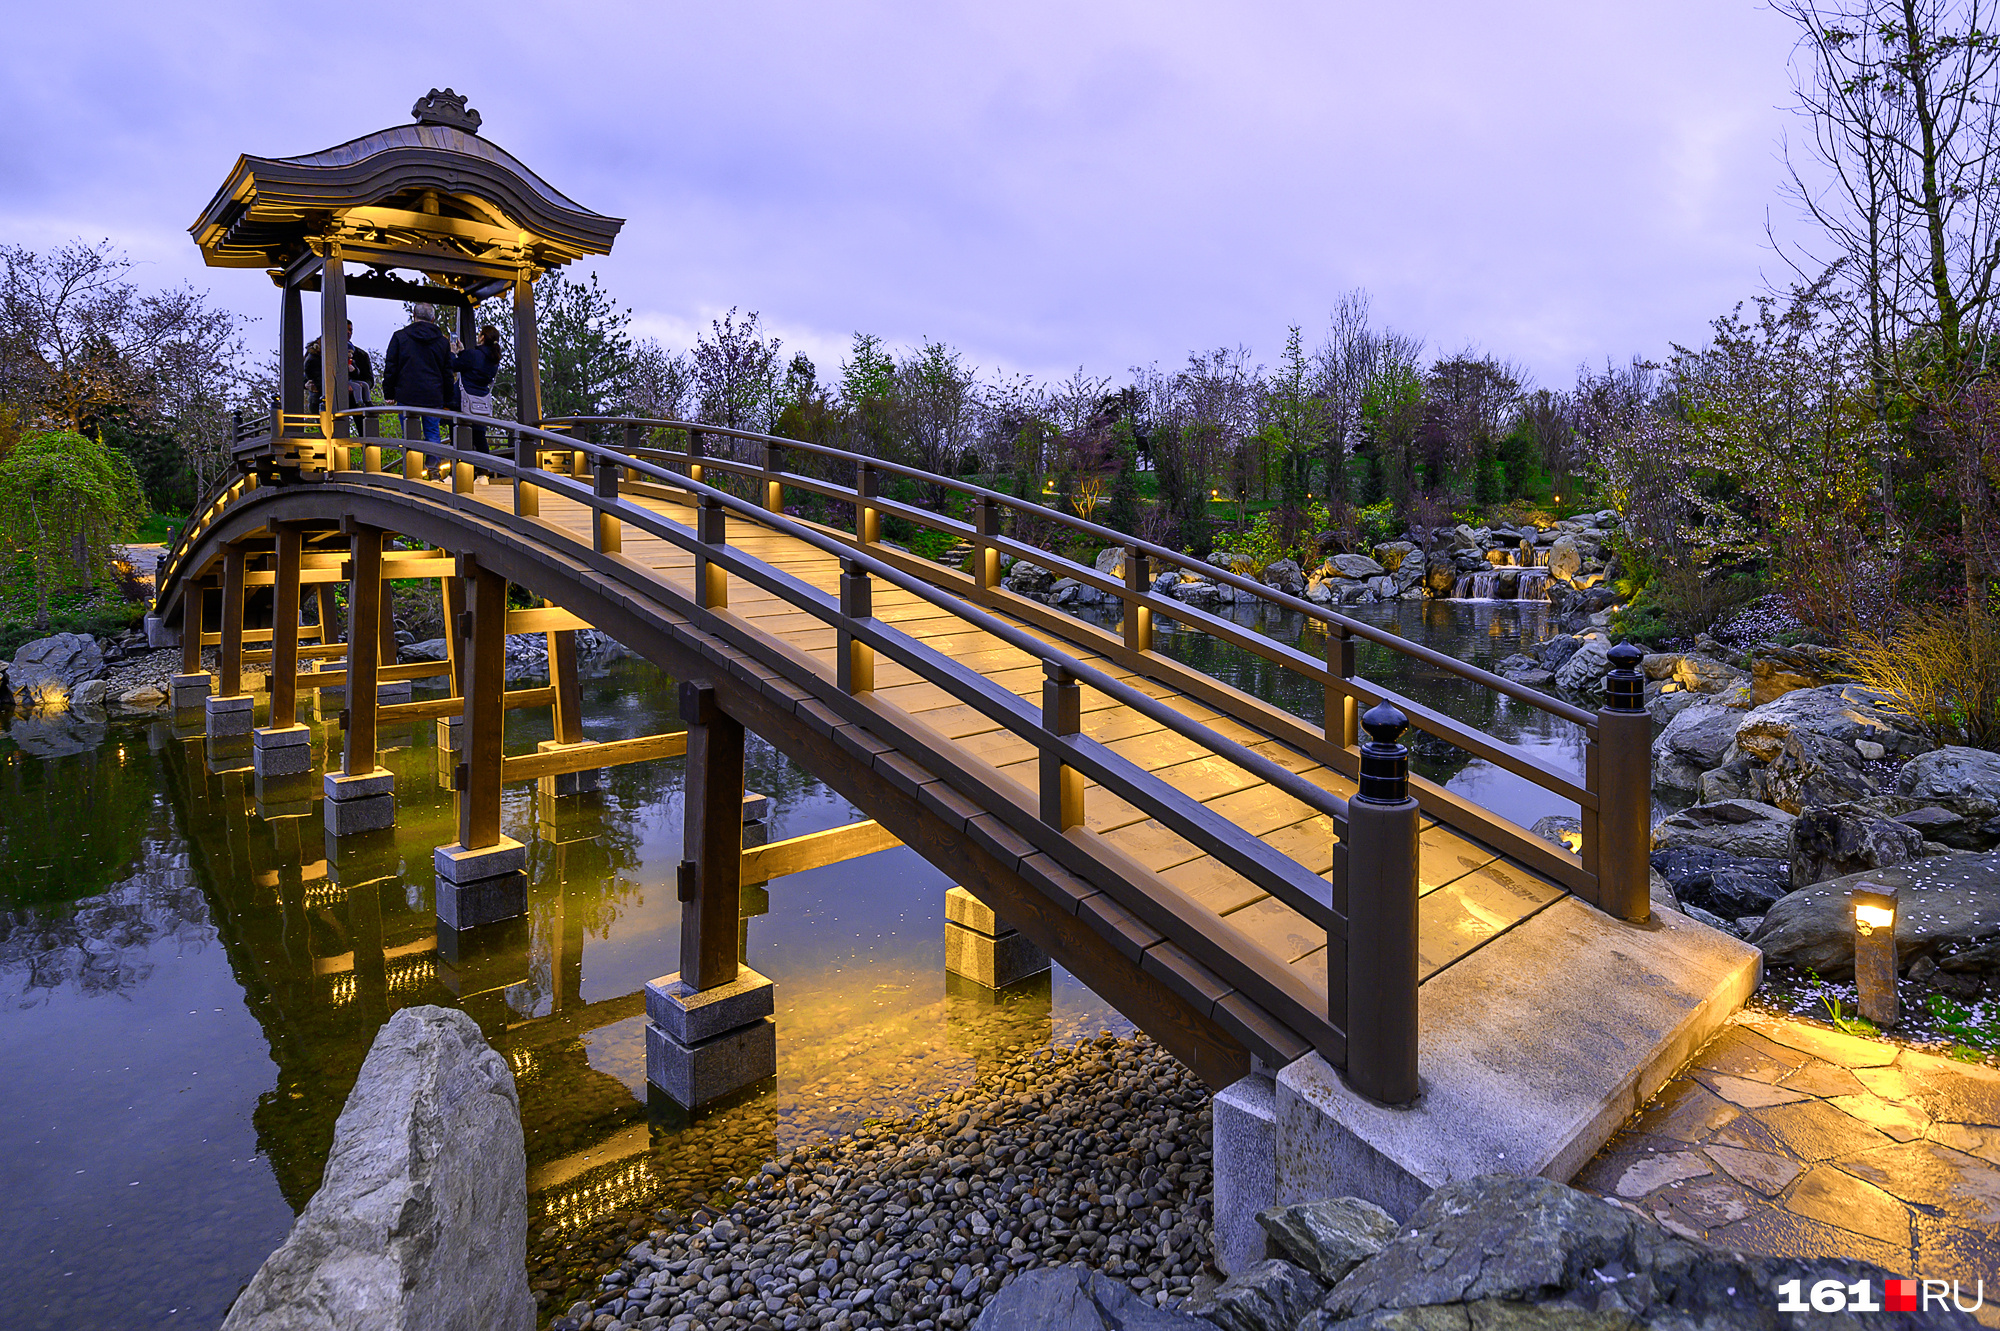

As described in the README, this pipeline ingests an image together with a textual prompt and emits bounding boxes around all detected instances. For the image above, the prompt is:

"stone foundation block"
[742,789,770,824]
[207,692,254,735]
[646,1015,777,1109]
[436,869,528,930]
[325,793,395,836]
[377,680,414,705]
[206,732,254,773]
[436,714,463,753]
[171,671,211,710]
[324,766,395,800]
[645,968,776,1045]
[252,724,314,777]
[434,837,527,884]
[944,887,1051,989]
[1213,1073,1278,1276]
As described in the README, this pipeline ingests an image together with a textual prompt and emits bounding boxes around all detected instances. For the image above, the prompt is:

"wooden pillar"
[341,523,383,776]
[441,577,466,698]
[678,680,744,991]
[281,285,305,414]
[548,627,583,745]
[513,274,541,429]
[182,588,204,676]
[270,524,301,725]
[320,243,349,439]
[219,545,247,697]
[458,559,507,852]
[315,584,338,648]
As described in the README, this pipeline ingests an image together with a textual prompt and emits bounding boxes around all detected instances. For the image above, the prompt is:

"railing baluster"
[763,440,785,514]
[695,494,727,609]
[594,454,622,554]
[856,462,879,545]
[1122,544,1151,653]
[1327,624,1358,749]
[1040,663,1084,831]
[688,427,705,485]
[973,498,1001,589]
[1591,642,1651,922]
[515,428,541,517]
[837,558,874,693]
[1345,702,1419,1105]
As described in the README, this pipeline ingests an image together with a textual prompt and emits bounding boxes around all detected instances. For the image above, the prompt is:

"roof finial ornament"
[412,89,481,133]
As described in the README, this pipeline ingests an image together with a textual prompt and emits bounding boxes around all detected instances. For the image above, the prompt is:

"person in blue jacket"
[453,324,504,452]
[382,303,459,443]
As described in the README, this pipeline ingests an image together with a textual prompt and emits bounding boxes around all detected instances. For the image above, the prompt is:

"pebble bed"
[551,1034,1215,1331]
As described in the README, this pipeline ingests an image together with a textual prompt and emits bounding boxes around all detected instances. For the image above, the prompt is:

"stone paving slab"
[1578,1012,2000,1327]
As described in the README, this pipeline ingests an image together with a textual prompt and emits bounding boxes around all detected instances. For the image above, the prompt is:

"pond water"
[0,595,1599,1328]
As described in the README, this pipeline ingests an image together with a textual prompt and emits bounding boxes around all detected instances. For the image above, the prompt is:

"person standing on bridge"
[382,303,460,445]
[452,323,503,452]
[304,320,373,412]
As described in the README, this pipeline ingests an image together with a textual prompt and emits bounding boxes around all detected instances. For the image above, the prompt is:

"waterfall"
[1516,568,1551,601]
[1451,571,1501,599]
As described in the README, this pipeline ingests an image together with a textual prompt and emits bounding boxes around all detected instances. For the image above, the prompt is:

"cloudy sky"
[1,2,1814,390]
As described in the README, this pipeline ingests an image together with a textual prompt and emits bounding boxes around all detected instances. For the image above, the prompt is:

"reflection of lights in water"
[303,881,346,910]
[328,973,357,1006]
[540,1159,656,1232]
[505,1046,537,1080]
[385,954,434,993]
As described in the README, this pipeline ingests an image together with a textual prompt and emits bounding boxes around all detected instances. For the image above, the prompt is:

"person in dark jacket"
[452,324,503,451]
[382,304,459,443]
[303,321,373,411]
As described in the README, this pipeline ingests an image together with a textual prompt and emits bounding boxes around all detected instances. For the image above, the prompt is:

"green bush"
[1355,499,1400,548]
[0,430,146,627]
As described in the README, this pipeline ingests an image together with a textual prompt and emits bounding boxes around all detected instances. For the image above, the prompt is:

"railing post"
[838,558,875,693]
[973,497,1002,589]
[687,427,705,485]
[695,494,728,609]
[1345,701,1420,1105]
[593,454,623,554]
[1592,641,1652,923]
[515,430,541,517]
[764,440,786,513]
[623,421,641,459]
[361,411,382,474]
[856,461,880,545]
[1122,544,1151,653]
[1040,663,1084,831]
[1327,624,1359,750]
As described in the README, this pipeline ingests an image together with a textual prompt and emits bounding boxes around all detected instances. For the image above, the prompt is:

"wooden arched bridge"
[156,93,1759,1237]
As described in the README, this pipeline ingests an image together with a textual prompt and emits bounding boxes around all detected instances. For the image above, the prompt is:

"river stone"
[1188,1258,1325,1331]
[1424,556,1456,594]
[971,1264,1210,1331]
[1552,634,1612,695]
[1898,746,2000,821]
[1790,802,1924,890]
[9,632,104,711]
[1651,799,1797,860]
[1653,704,1742,782]
[1371,540,1419,573]
[71,678,109,709]
[405,637,449,662]
[1701,753,1758,803]
[1749,728,1875,814]
[1176,581,1221,606]
[1749,849,2000,979]
[1306,578,1335,603]
[1315,1175,1969,1329]
[1734,684,1919,763]
[1894,803,1999,851]
[118,684,167,710]
[1546,534,1584,583]
[1329,553,1384,580]
[1255,1199,1397,1285]
[1261,558,1304,598]
[1536,634,1583,672]
[220,1006,532,1331]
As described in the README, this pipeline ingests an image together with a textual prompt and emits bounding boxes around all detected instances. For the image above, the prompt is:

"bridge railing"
[545,414,1652,924]
[158,405,1425,1098]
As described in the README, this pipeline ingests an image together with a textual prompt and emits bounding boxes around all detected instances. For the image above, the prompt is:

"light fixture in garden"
[1852,881,1898,1027]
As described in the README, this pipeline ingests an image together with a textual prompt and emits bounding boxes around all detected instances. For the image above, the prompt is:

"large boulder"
[1790,802,1925,890]
[1260,558,1304,598]
[1735,683,1922,764]
[1672,653,1750,698]
[1256,1199,1398,1286]
[9,632,104,712]
[1208,549,1259,578]
[1370,540,1419,574]
[1552,633,1612,695]
[970,1264,1210,1330]
[1898,746,2000,821]
[1423,556,1456,595]
[1546,533,1584,583]
[1317,1175,1965,1328]
[1750,641,1848,705]
[1750,849,2000,980]
[1651,846,1791,920]
[1004,560,1057,597]
[1652,704,1743,792]
[1329,553,1384,580]
[221,1006,531,1331]
[1652,799,1797,860]
[1749,728,1876,813]
[1894,803,1999,851]
[1093,546,1127,579]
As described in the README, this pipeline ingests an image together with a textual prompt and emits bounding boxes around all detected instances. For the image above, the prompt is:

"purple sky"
[1,2,1812,391]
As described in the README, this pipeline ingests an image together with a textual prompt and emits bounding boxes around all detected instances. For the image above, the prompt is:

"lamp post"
[1852,881,1899,1028]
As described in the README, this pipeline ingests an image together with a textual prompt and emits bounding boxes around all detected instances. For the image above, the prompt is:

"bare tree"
[692,308,781,438]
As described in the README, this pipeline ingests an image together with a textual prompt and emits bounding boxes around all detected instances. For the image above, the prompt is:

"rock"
[1552,634,1612,695]
[1734,684,1921,764]
[1651,847,1791,919]
[970,1264,1210,1330]
[1336,582,1379,605]
[1305,579,1334,604]
[1329,554,1384,580]
[1371,541,1419,574]
[1255,1199,1397,1285]
[1260,559,1304,598]
[1424,557,1456,595]
[1749,849,2000,979]
[1388,555,1426,594]
[1894,804,1998,851]
[1546,534,1583,583]
[1175,581,1220,607]
[1790,802,1925,890]
[1750,642,1847,704]
[1700,753,1758,803]
[1749,729,1876,814]
[1209,550,1259,577]
[1652,705,1743,793]
[1641,652,1683,681]
[1651,799,1797,860]
[1316,1174,1969,1329]
[1005,561,1057,596]
[221,1006,532,1331]
[1363,574,1397,599]
[1152,570,1182,595]
[1646,687,1707,724]
[71,678,109,709]
[1094,546,1127,579]
[1536,635,1583,672]
[1187,1259,1324,1331]
[404,637,450,662]
[117,684,167,710]
[1672,654,1750,696]
[1898,746,2000,821]
[9,632,104,712]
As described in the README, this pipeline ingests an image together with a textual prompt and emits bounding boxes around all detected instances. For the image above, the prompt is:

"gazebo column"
[323,521,393,837]
[645,680,776,1109]
[204,545,254,737]
[253,522,313,778]
[433,556,527,930]
[320,242,349,447]
[280,284,304,414]
[513,272,542,430]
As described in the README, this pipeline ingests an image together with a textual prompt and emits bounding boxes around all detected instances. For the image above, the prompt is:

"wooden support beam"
[505,606,592,634]
[442,577,466,699]
[740,820,899,884]
[459,558,507,851]
[182,582,206,676]
[549,628,583,745]
[270,524,302,725]
[220,545,247,697]
[499,731,686,782]
[340,523,383,775]
[379,685,555,724]
[245,642,348,666]
[679,681,744,992]
[289,661,453,693]
[245,566,347,587]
